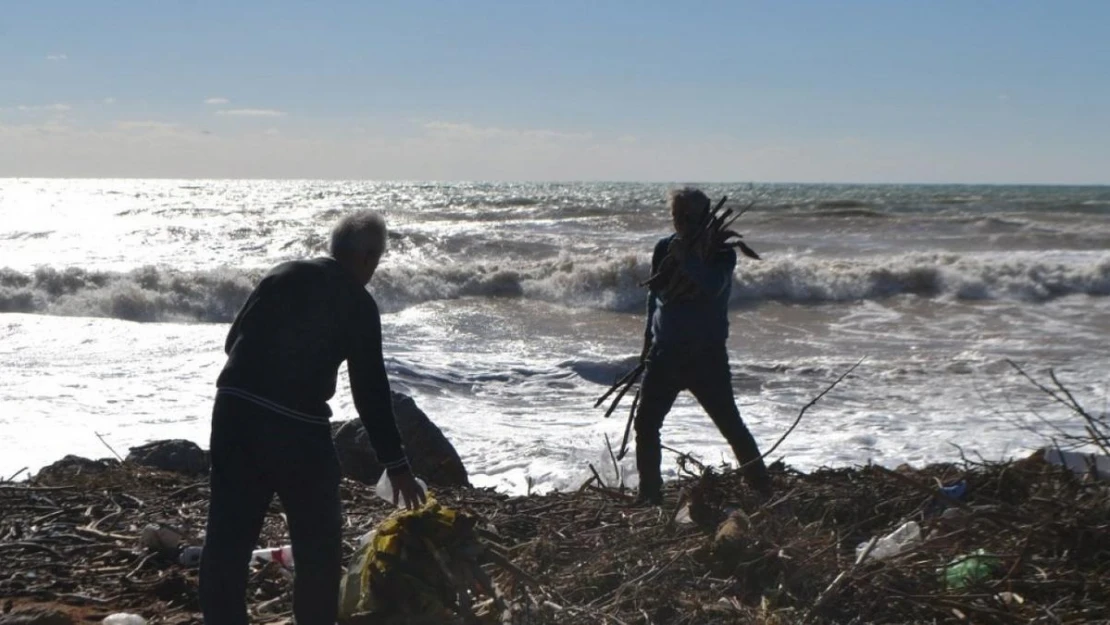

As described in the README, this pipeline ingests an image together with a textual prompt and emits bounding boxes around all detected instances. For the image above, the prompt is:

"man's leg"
[634,356,682,504]
[272,424,343,625]
[687,352,773,496]
[200,401,273,625]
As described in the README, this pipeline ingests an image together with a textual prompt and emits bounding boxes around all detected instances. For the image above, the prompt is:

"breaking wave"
[2,252,1107,322]
[0,266,261,323]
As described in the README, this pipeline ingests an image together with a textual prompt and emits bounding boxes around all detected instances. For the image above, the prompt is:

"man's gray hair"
[668,187,711,220]
[329,210,388,261]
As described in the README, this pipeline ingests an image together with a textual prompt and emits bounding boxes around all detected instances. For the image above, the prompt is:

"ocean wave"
[807,207,890,219]
[0,266,260,323]
[2,252,1108,322]
[816,200,873,210]
[733,253,1110,303]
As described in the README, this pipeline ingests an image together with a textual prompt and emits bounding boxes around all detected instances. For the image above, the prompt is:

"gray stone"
[35,455,119,480]
[126,439,209,475]
[332,392,469,487]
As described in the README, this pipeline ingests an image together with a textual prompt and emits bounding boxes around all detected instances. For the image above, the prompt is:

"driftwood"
[642,193,762,303]
[4,450,1108,624]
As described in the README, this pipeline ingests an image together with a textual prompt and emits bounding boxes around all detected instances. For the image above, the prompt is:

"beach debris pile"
[1,446,1108,624]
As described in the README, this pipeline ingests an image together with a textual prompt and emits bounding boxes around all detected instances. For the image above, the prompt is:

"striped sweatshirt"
[216,257,410,475]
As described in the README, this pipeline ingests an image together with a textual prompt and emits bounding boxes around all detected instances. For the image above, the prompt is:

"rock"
[139,524,183,554]
[126,440,208,475]
[332,392,469,487]
[0,608,74,625]
[35,455,119,481]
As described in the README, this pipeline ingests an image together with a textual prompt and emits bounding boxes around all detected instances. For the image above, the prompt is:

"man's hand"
[390,472,427,510]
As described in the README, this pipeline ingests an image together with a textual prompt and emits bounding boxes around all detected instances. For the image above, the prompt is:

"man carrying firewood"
[635,187,772,505]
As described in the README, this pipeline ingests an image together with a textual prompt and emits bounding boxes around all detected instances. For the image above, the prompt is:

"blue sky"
[2,1,1107,182]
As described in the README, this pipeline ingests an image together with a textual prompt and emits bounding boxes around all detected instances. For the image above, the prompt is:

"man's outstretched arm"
[348,302,410,476]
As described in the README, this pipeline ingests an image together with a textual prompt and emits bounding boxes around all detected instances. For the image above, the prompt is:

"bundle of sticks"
[597,194,762,459]
[643,194,761,303]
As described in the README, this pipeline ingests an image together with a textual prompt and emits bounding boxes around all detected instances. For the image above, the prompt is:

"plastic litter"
[856,520,921,561]
[179,545,203,567]
[252,545,294,568]
[374,471,428,508]
[939,480,967,500]
[942,549,1000,589]
[102,614,146,625]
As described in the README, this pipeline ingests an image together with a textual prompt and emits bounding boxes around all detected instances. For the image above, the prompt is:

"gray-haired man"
[200,210,425,625]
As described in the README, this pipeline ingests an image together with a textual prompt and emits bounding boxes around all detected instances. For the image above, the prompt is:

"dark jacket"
[644,234,736,352]
[217,257,409,473]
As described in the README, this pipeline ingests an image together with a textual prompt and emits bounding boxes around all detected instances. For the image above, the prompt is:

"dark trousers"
[634,345,771,500]
[200,395,342,625]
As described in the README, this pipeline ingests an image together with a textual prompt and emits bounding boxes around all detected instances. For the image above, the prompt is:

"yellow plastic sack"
[338,497,486,623]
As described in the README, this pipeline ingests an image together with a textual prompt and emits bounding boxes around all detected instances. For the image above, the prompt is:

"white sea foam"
[1,180,1108,492]
[4,252,1107,322]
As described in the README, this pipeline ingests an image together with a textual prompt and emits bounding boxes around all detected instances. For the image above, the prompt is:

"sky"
[1,1,1108,183]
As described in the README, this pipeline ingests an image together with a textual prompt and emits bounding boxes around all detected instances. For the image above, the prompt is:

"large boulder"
[332,392,469,487]
[126,439,209,475]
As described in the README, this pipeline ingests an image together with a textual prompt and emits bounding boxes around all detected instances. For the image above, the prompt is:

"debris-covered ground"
[2,450,1108,625]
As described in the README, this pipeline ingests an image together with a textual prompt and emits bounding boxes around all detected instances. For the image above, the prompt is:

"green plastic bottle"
[942,550,1000,589]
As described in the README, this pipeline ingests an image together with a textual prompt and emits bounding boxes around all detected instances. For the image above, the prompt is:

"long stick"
[616,388,640,460]
[94,431,125,462]
[739,358,864,471]
[593,363,644,409]
[603,368,642,419]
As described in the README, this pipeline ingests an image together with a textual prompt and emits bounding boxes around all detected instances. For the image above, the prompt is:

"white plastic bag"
[855,520,921,562]
[374,471,428,508]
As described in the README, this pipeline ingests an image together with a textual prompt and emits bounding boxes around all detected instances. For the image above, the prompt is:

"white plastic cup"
[252,545,294,568]
[374,471,428,509]
[102,614,146,625]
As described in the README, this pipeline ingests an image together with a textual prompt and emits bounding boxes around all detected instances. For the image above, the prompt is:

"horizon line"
[3,176,1108,188]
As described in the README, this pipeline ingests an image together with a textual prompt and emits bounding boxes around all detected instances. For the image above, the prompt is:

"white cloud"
[103,97,117,105]
[15,103,71,112]
[216,108,286,117]
[46,53,67,61]
[204,97,230,105]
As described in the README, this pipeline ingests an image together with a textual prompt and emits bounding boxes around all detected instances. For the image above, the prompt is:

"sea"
[1,179,1108,493]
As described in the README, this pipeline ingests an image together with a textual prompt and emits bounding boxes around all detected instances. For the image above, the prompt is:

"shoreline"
[2,443,1107,625]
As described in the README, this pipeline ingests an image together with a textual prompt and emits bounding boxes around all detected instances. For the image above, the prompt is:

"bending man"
[200,210,425,625]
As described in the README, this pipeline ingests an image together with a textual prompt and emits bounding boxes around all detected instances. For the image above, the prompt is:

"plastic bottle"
[252,545,294,568]
[856,520,921,561]
[374,471,428,509]
[102,614,146,625]
[942,549,1000,589]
